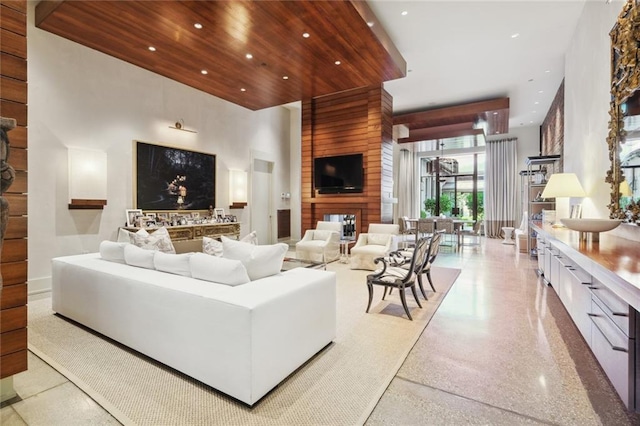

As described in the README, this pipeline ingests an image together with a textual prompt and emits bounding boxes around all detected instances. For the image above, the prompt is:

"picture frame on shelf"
[214,208,225,219]
[570,204,582,219]
[125,209,143,227]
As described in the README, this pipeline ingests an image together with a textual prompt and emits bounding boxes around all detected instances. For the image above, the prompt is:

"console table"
[122,222,240,242]
[531,221,640,411]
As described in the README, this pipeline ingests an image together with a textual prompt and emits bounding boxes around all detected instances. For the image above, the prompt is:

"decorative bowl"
[560,218,623,233]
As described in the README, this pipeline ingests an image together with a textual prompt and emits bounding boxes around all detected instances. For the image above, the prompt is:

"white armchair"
[295,221,341,263]
[349,223,400,270]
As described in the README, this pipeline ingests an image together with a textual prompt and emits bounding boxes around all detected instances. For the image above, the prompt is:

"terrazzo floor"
[2,237,638,425]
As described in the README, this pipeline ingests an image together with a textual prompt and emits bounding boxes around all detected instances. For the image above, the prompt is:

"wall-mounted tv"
[314,153,364,194]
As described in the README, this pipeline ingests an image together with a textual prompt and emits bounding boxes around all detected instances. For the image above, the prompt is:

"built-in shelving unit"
[523,155,560,257]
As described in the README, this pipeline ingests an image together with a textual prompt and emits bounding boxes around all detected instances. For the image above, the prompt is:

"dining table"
[405,218,474,248]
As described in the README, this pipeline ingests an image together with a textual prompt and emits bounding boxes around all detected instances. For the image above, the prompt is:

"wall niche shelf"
[68,199,107,210]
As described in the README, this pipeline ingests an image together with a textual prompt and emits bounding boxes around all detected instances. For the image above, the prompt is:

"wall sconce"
[68,147,107,209]
[169,119,197,133]
[229,169,248,209]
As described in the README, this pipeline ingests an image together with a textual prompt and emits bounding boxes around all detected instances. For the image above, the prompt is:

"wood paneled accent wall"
[301,85,393,235]
[0,0,28,379]
[541,79,564,172]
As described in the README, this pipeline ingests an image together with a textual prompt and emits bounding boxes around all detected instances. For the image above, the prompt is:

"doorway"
[251,157,274,244]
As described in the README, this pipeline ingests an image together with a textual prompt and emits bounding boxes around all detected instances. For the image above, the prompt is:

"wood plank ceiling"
[35,0,406,111]
[393,98,510,143]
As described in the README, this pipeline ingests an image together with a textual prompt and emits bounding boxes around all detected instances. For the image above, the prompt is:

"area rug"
[28,263,460,426]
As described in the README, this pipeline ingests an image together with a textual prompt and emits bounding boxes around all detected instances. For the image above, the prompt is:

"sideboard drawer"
[590,279,631,337]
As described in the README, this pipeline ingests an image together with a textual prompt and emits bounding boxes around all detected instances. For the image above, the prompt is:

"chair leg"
[426,270,436,292]
[382,286,389,300]
[366,282,373,313]
[410,284,422,308]
[416,274,428,300]
[398,286,413,321]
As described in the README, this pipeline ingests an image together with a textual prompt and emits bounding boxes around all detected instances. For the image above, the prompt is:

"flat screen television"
[314,153,364,194]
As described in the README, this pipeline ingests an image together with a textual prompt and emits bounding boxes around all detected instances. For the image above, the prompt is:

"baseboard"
[28,276,52,296]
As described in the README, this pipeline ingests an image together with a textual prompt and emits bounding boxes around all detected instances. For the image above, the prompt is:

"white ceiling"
[368,0,592,130]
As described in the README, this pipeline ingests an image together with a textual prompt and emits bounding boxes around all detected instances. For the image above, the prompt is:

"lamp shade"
[540,173,586,198]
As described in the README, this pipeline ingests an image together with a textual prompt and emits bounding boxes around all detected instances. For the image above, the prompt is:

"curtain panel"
[395,149,419,220]
[485,138,518,238]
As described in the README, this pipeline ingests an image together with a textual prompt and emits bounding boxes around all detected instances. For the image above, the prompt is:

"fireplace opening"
[324,214,356,241]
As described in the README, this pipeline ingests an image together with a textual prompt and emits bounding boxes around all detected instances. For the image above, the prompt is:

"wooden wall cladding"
[301,85,393,235]
[1,0,28,379]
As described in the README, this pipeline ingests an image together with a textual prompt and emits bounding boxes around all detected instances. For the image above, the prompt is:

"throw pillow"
[117,228,133,243]
[99,241,128,263]
[313,230,332,241]
[367,233,390,246]
[190,253,250,286]
[240,230,258,245]
[154,252,193,277]
[221,236,288,280]
[124,244,156,269]
[130,227,176,254]
[202,236,223,257]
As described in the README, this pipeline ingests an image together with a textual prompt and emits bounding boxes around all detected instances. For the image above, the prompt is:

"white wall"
[564,1,622,218]
[27,5,292,293]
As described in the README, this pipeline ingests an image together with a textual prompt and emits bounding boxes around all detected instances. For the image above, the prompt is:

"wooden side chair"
[365,237,430,321]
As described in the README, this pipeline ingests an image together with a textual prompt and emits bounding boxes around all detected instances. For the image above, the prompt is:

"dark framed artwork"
[134,141,216,210]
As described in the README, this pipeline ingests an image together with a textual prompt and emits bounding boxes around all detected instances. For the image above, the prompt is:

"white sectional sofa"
[51,252,336,405]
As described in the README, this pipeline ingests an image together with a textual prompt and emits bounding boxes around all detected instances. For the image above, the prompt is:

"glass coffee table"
[281,257,326,271]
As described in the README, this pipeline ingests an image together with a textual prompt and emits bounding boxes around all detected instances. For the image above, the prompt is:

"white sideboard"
[532,221,640,411]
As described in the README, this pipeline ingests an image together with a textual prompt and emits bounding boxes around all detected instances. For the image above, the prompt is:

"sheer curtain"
[485,138,518,238]
[395,149,419,219]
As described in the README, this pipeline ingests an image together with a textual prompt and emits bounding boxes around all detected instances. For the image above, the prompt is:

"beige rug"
[28,262,460,426]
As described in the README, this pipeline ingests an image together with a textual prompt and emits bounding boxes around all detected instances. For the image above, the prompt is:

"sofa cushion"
[240,231,258,245]
[154,252,193,277]
[99,241,128,264]
[190,253,250,286]
[130,227,176,254]
[367,233,390,246]
[313,230,332,241]
[221,237,288,280]
[124,244,156,269]
[202,236,223,257]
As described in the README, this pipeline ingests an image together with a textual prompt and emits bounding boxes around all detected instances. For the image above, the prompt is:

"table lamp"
[540,173,586,227]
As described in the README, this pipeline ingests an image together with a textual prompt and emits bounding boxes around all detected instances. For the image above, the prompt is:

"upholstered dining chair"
[365,237,431,321]
[417,218,435,238]
[458,220,482,247]
[295,221,341,263]
[435,217,455,246]
[398,216,417,249]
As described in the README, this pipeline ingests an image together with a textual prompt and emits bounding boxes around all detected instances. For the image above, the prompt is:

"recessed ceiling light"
[148,46,156,51]
[282,76,289,80]
[511,33,520,38]
[495,131,500,134]
[534,101,539,105]
[367,21,374,27]
[538,90,543,93]
[201,70,208,75]
[401,11,408,16]
[194,23,203,29]
[545,70,551,73]
[530,121,534,124]
[240,88,246,92]
[493,112,498,115]
[246,53,253,59]
[302,32,310,38]
[335,60,341,65]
